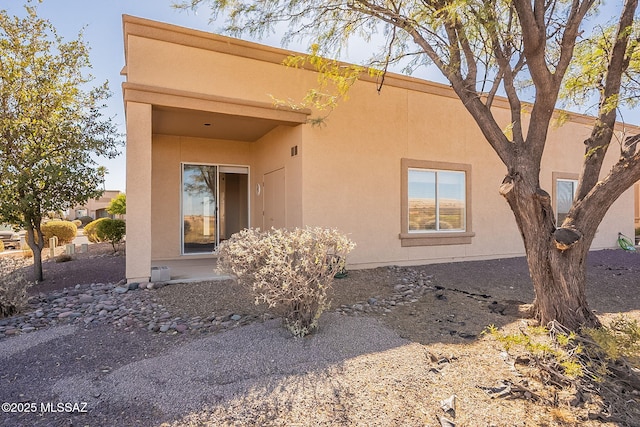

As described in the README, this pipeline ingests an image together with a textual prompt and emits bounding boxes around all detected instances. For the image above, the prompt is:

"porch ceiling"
[153,106,292,142]
[123,83,310,142]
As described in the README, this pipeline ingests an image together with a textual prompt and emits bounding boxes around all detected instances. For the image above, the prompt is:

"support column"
[125,101,152,283]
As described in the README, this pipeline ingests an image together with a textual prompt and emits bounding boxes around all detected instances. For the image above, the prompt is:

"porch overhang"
[123,82,311,141]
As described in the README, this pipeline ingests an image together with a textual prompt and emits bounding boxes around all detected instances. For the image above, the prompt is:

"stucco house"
[67,190,124,221]
[122,15,639,283]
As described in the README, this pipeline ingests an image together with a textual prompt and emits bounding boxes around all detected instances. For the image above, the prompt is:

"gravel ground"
[0,247,639,426]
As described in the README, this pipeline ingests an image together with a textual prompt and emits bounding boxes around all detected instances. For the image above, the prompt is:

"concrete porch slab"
[151,258,232,284]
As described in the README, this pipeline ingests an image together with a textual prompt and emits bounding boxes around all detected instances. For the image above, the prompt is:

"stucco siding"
[123,15,638,278]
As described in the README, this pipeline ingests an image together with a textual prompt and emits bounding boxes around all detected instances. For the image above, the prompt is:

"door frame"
[180,162,250,255]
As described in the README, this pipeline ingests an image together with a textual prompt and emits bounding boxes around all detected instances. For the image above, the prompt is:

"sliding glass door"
[182,164,249,254]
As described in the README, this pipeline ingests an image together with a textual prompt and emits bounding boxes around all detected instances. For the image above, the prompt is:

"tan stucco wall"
[299,74,633,267]
[126,35,307,107]
[151,135,252,260]
[123,16,638,275]
[68,190,122,220]
[149,127,302,261]
[251,125,304,230]
[125,102,152,282]
[300,80,523,266]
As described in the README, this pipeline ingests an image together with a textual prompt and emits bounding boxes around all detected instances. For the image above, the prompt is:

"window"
[181,163,249,255]
[400,159,474,246]
[553,173,578,225]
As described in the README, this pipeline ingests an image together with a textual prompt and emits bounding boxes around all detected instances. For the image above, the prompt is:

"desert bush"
[0,241,4,252]
[95,218,126,252]
[84,218,109,243]
[107,193,126,215]
[72,219,82,228]
[218,227,355,337]
[585,316,640,367]
[78,216,94,227]
[41,220,77,246]
[0,257,32,318]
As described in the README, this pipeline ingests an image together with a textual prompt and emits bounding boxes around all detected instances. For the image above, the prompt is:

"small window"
[554,175,578,225]
[400,159,474,246]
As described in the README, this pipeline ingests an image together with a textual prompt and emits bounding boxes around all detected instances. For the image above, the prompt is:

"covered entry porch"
[124,83,308,283]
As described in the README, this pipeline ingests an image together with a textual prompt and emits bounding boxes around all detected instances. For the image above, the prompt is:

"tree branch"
[576,0,638,202]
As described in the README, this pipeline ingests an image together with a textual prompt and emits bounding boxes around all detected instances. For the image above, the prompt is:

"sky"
[2,1,634,192]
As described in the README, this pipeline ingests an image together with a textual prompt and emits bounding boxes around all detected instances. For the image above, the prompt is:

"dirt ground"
[7,245,640,426]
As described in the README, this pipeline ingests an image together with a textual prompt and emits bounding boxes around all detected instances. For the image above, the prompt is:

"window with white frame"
[556,177,578,225]
[400,159,474,246]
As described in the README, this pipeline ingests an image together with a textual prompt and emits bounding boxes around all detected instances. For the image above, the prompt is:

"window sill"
[399,231,475,247]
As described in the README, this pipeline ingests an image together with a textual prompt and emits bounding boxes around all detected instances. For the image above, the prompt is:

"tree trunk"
[501,174,601,330]
[526,240,601,329]
[26,226,45,283]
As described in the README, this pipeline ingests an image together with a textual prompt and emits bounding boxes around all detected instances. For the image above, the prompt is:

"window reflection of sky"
[408,169,465,201]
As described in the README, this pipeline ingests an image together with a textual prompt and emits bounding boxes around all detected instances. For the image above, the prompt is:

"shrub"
[78,216,94,227]
[41,220,77,247]
[0,241,4,252]
[84,218,109,243]
[107,193,126,215]
[0,257,32,318]
[585,316,640,366]
[72,219,82,228]
[55,254,73,263]
[95,218,126,252]
[218,227,355,337]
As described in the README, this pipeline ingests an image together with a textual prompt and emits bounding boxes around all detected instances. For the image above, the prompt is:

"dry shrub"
[55,254,73,263]
[0,257,32,318]
[41,220,77,246]
[218,227,355,337]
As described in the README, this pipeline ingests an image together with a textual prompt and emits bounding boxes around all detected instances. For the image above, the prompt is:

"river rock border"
[0,281,264,341]
[0,265,496,341]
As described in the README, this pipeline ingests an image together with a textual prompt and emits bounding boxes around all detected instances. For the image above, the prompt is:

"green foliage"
[95,218,126,252]
[562,22,640,113]
[84,218,109,243]
[218,227,355,337]
[585,316,640,366]
[0,6,121,281]
[485,324,584,379]
[106,193,126,216]
[274,44,381,123]
[0,257,32,318]
[41,220,77,246]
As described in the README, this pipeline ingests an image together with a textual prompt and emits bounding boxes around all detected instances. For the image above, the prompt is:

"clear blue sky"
[2,1,632,192]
